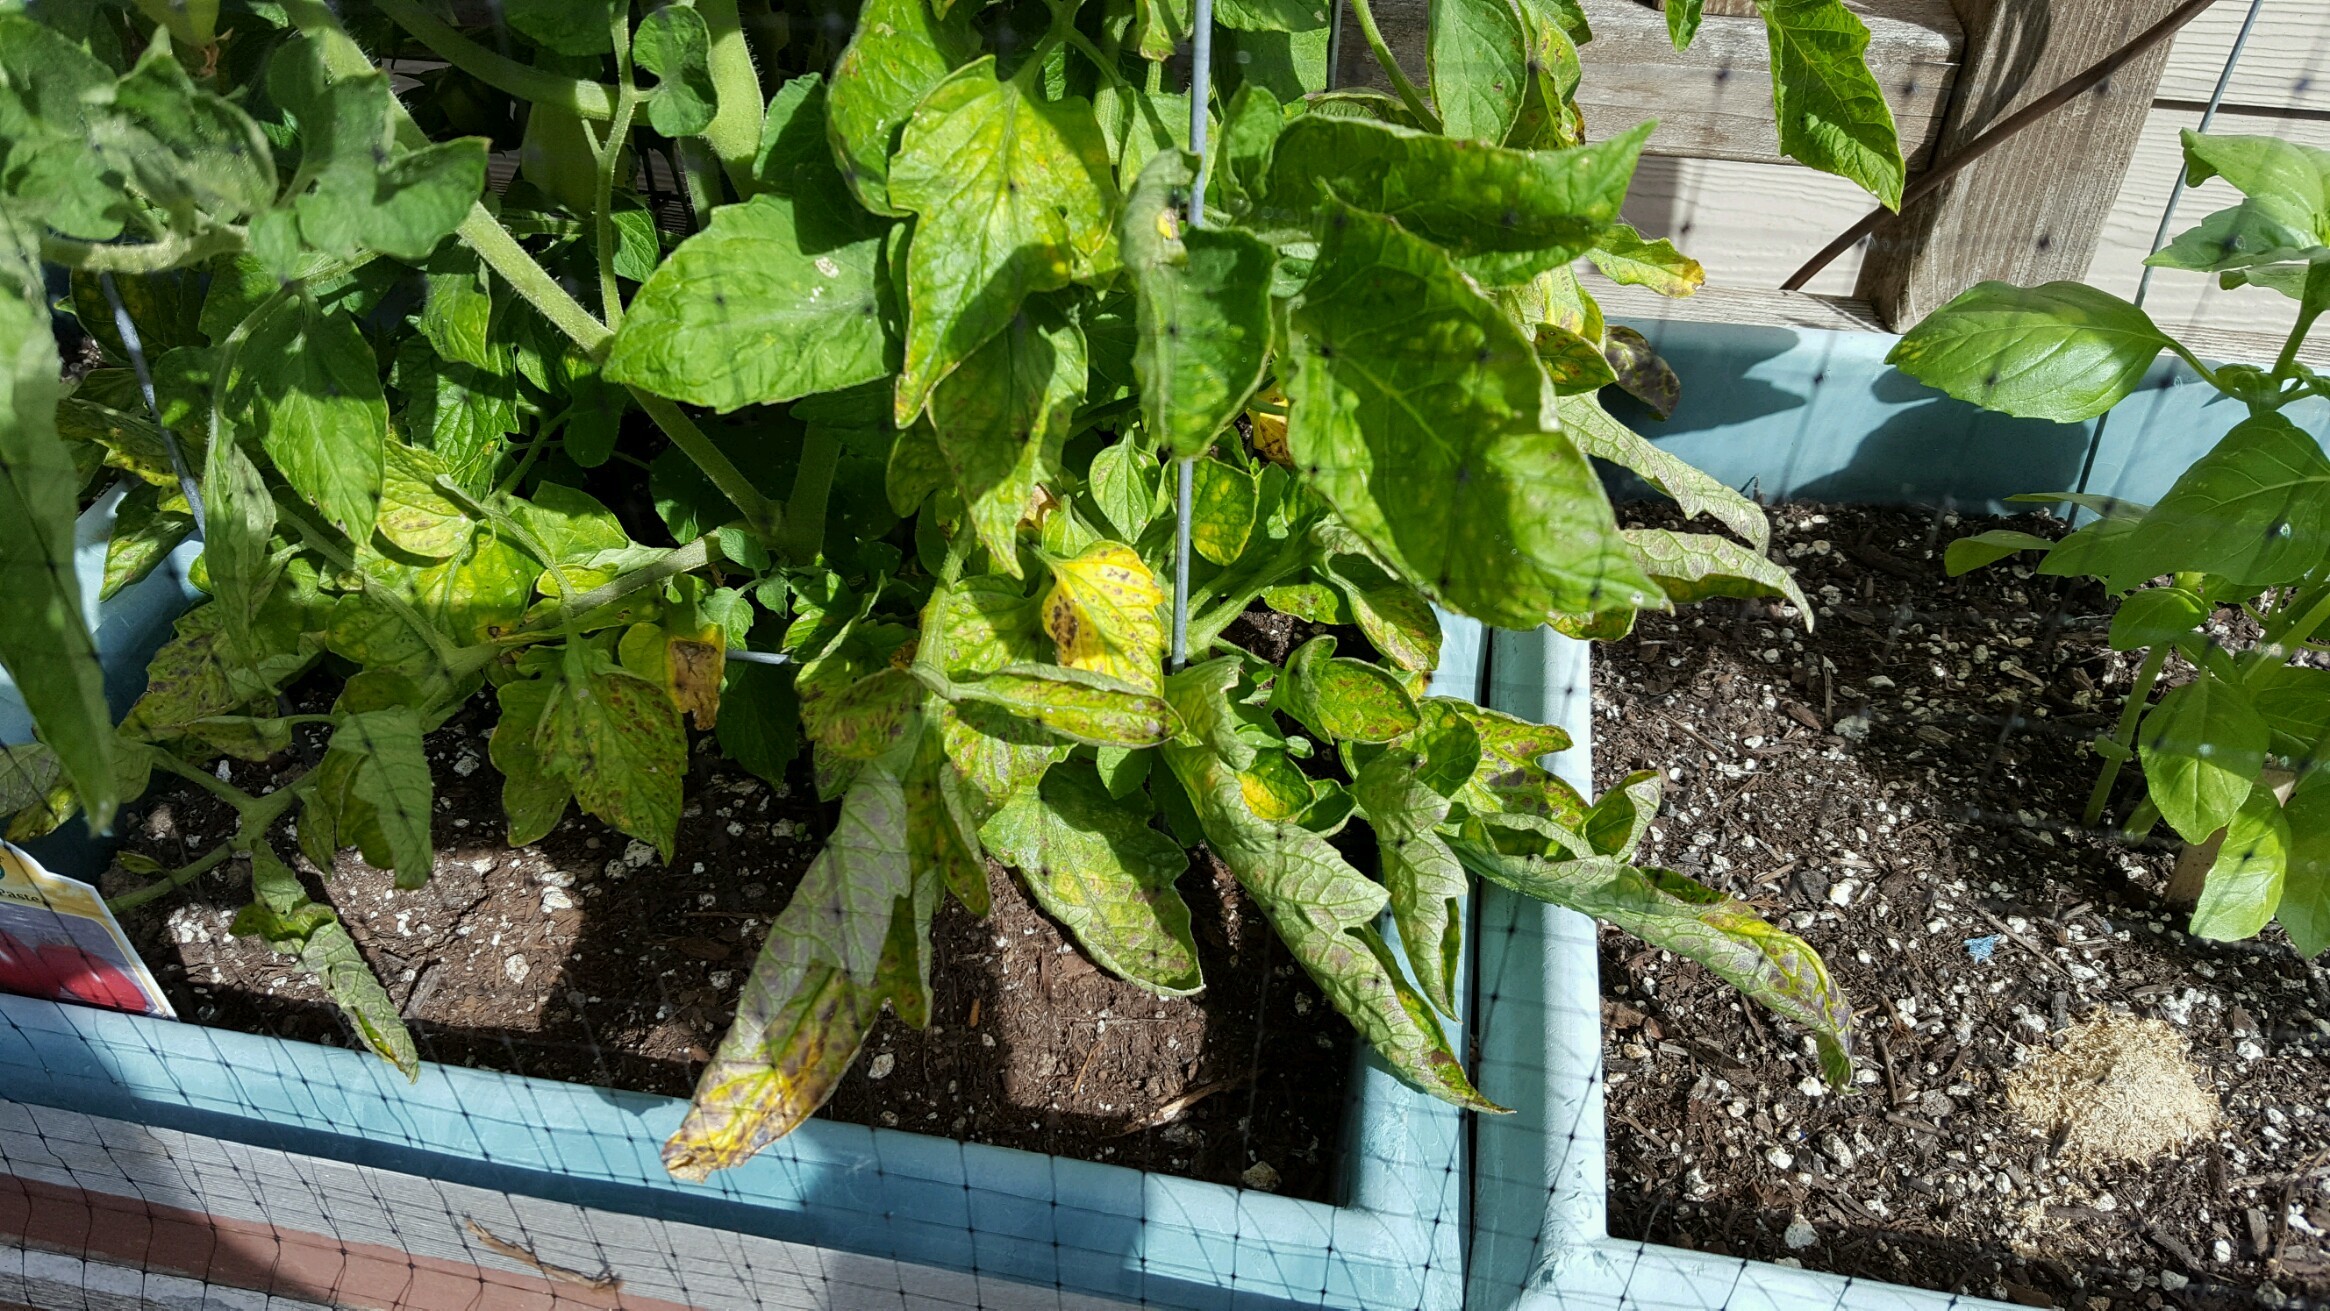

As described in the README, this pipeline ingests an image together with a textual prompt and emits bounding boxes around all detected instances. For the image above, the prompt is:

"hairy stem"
[372,0,619,119]
[594,6,641,333]
[459,206,616,355]
[1344,0,1441,132]
[696,0,766,197]
[628,388,779,536]
[512,535,720,636]
[42,228,242,274]
[2084,644,2172,828]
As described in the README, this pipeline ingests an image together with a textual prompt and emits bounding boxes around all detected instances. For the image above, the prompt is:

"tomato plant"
[0,0,1874,1178]
[1896,130,2330,960]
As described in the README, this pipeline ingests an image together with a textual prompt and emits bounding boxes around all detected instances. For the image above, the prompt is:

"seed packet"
[0,841,176,1018]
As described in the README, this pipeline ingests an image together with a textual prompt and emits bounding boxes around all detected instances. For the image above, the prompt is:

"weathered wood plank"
[1856,0,2182,328]
[1335,0,1964,169]
[2156,2,2330,116]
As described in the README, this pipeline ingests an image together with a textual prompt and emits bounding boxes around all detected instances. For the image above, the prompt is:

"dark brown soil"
[101,693,1349,1201]
[1593,501,2330,1310]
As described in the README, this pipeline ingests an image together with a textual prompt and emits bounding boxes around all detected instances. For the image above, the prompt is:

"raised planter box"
[1463,317,2322,1311]
[6,317,2313,1310]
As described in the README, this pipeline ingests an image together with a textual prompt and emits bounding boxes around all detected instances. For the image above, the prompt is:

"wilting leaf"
[1457,842,1853,1086]
[665,764,915,1178]
[1160,725,1501,1112]
[102,483,196,601]
[491,675,572,846]
[1602,326,1680,419]
[982,762,1201,995]
[1559,394,1769,550]
[234,843,419,1078]
[1587,224,1704,297]
[945,665,1177,747]
[1624,529,1812,617]
[1581,769,1661,862]
[1353,749,1467,1015]
[1758,0,1905,209]
[1285,204,1656,628]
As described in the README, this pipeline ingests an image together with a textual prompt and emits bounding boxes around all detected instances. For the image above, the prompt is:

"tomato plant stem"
[41,228,242,273]
[783,426,842,563]
[105,842,233,914]
[1343,0,1441,133]
[695,0,765,197]
[371,0,619,120]
[2085,643,2171,828]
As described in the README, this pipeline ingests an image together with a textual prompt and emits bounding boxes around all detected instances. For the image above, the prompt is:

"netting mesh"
[7,2,2330,1310]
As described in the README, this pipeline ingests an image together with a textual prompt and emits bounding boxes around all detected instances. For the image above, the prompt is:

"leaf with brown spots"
[539,645,688,860]
[1042,541,1166,693]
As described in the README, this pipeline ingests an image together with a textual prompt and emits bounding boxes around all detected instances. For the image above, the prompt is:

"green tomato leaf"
[982,761,1201,995]
[1944,529,2054,576]
[1887,281,2172,423]
[889,61,1117,423]
[930,299,1085,573]
[1285,204,1657,627]
[826,0,975,215]
[1555,394,1769,550]
[0,16,130,240]
[491,675,572,847]
[330,707,435,889]
[606,193,892,412]
[0,289,115,834]
[540,645,689,859]
[1089,438,1163,541]
[1272,634,1421,744]
[2139,672,2268,845]
[506,0,620,54]
[1536,320,1621,393]
[1165,655,1256,770]
[1667,0,1704,48]
[199,413,279,672]
[1119,151,1276,459]
[235,843,419,1079]
[634,4,718,138]
[1460,842,1852,1086]
[1624,528,1812,617]
[2113,414,2330,590]
[103,38,277,225]
[1582,768,1662,862]
[1430,0,1529,145]
[1131,0,1191,60]
[1265,118,1648,283]
[666,763,914,1179]
[1755,0,1905,209]
[2190,785,2289,943]
[227,297,388,541]
[1353,748,1467,1015]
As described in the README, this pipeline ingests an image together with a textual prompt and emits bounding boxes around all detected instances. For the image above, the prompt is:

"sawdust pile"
[2006,1013,2219,1166]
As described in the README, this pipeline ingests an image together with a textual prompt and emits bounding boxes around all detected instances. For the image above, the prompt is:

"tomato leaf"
[888,60,1117,422]
[0,289,115,834]
[539,645,689,859]
[633,4,718,138]
[1285,203,1657,627]
[930,299,1085,573]
[1352,748,1468,1015]
[226,297,389,541]
[1119,152,1275,459]
[234,843,419,1079]
[982,760,1201,996]
[1042,541,1167,693]
[1273,635,1421,744]
[606,193,893,412]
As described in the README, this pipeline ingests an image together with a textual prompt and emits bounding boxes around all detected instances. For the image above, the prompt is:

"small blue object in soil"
[1964,935,2000,963]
